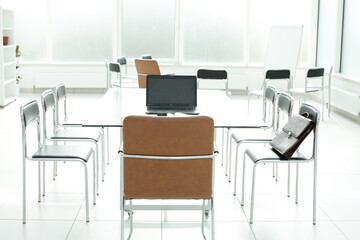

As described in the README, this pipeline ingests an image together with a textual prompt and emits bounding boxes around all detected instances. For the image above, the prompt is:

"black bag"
[270,113,314,159]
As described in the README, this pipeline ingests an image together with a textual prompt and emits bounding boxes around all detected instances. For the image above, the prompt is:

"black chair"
[240,103,320,224]
[231,92,294,195]
[248,69,291,117]
[141,54,152,59]
[54,83,106,182]
[290,67,331,120]
[197,69,230,96]
[21,100,95,223]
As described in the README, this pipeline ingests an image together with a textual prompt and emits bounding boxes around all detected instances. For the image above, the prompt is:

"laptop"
[146,75,198,115]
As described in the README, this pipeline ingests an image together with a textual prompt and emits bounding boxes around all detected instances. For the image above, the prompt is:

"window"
[248,0,312,65]
[182,0,245,65]
[14,0,48,61]
[122,0,176,60]
[51,0,113,62]
[341,0,360,78]
[316,0,338,69]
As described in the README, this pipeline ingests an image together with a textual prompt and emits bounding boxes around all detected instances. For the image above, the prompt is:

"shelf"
[4,96,16,105]
[3,62,16,67]
[4,78,16,85]
[2,28,15,31]
[3,45,15,49]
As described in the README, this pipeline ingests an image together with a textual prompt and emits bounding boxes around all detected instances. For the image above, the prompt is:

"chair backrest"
[197,69,227,80]
[298,103,319,159]
[20,100,41,157]
[307,68,324,78]
[117,56,127,65]
[41,89,57,138]
[265,69,291,80]
[54,82,67,125]
[134,59,161,88]
[276,92,294,132]
[122,115,214,200]
[264,85,277,128]
[109,62,121,73]
[117,56,128,75]
[141,54,152,59]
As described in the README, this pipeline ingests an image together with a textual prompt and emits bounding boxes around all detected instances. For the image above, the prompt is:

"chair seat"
[290,87,320,94]
[245,146,307,163]
[232,129,275,143]
[52,128,102,141]
[248,89,263,96]
[32,145,93,162]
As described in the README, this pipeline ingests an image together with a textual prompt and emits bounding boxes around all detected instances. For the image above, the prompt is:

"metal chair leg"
[38,161,41,202]
[201,200,206,240]
[221,128,225,166]
[287,163,291,197]
[233,143,240,196]
[228,135,232,182]
[295,163,299,204]
[22,155,26,224]
[128,200,133,240]
[313,159,317,225]
[121,198,125,240]
[92,152,96,205]
[225,128,230,177]
[249,163,258,224]
[241,152,247,206]
[82,162,90,222]
[42,161,46,197]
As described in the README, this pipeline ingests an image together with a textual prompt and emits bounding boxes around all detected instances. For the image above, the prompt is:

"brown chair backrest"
[123,115,214,200]
[134,59,161,88]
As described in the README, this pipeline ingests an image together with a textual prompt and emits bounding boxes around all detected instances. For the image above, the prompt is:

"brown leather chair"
[134,59,161,88]
[119,115,217,240]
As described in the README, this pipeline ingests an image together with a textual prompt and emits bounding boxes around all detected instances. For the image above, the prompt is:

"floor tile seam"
[65,198,84,240]
[317,204,350,240]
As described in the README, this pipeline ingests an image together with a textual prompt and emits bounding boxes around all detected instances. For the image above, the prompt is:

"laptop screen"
[146,75,197,110]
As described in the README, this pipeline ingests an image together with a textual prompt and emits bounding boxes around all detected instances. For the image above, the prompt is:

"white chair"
[248,69,291,118]
[290,67,332,120]
[197,69,230,96]
[21,100,95,223]
[240,103,320,224]
[54,83,106,181]
[231,92,294,196]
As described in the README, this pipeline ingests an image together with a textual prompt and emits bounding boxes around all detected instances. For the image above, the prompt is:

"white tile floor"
[0,91,359,240]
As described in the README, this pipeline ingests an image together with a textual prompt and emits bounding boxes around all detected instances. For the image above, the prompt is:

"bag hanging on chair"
[270,113,314,159]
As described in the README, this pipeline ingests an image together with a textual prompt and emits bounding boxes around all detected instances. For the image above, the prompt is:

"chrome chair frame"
[240,103,319,224]
[41,90,99,200]
[108,62,122,88]
[224,85,278,179]
[248,69,291,118]
[119,152,218,240]
[231,92,294,195]
[21,100,95,223]
[290,67,332,120]
[197,69,230,96]
[54,83,106,181]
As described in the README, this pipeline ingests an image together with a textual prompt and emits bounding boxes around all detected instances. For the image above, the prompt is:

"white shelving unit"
[0,8,16,107]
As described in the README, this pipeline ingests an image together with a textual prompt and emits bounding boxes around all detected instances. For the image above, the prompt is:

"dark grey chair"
[108,62,122,88]
[224,85,278,178]
[141,54,152,59]
[231,92,294,195]
[248,69,291,117]
[240,103,320,224]
[197,69,230,96]
[290,67,331,120]
[41,89,102,191]
[21,100,95,223]
[54,83,106,181]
